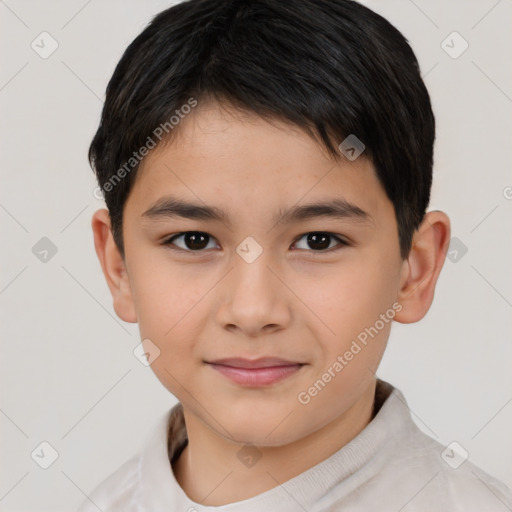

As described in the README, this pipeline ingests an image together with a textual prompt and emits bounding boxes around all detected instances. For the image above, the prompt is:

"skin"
[92,101,450,505]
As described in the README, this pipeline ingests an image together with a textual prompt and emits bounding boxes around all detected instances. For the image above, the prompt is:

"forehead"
[127,102,390,222]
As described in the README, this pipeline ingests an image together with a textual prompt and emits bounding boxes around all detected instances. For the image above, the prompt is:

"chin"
[223,425,299,447]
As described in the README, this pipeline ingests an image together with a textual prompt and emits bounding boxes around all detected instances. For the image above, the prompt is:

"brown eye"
[164,232,217,251]
[307,233,330,250]
[293,232,347,252]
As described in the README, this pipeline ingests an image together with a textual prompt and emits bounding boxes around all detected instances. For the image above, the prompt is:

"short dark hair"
[89,0,435,260]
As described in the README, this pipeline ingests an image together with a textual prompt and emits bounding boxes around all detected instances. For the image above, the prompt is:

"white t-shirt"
[76,380,512,511]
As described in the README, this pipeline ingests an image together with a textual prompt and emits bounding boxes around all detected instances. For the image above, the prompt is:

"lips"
[205,357,305,386]
[207,357,302,368]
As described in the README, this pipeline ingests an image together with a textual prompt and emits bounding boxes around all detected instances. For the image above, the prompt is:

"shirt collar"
[136,379,415,511]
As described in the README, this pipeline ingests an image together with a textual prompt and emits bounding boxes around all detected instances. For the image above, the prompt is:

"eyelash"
[161,231,349,254]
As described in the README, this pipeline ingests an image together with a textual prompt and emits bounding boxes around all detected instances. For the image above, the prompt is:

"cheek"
[129,252,208,327]
[133,279,208,399]
[297,254,400,369]
[128,258,208,369]
[305,260,396,327]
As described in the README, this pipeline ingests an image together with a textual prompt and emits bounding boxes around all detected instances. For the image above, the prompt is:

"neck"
[172,379,377,506]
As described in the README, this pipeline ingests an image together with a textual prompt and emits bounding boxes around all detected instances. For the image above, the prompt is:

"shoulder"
[362,383,512,511]
[385,414,512,511]
[76,455,140,512]
[412,431,512,511]
[75,406,179,511]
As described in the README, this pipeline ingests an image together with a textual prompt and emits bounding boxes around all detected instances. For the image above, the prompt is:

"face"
[116,102,407,445]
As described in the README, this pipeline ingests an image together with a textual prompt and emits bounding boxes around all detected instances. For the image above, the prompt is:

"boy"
[79,0,512,510]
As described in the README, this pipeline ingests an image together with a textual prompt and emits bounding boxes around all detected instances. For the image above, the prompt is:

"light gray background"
[1,0,511,510]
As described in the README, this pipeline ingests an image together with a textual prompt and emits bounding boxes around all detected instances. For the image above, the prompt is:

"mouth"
[205,357,305,387]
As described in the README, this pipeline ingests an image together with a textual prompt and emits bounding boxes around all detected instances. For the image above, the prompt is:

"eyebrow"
[141,196,372,227]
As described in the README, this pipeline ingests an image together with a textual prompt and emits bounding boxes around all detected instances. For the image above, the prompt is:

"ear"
[91,208,137,323]
[394,210,451,324]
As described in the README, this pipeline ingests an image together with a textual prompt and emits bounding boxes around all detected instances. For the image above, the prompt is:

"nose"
[215,253,292,337]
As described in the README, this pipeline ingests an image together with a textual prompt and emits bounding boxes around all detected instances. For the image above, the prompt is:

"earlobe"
[91,209,137,323]
[394,211,451,324]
